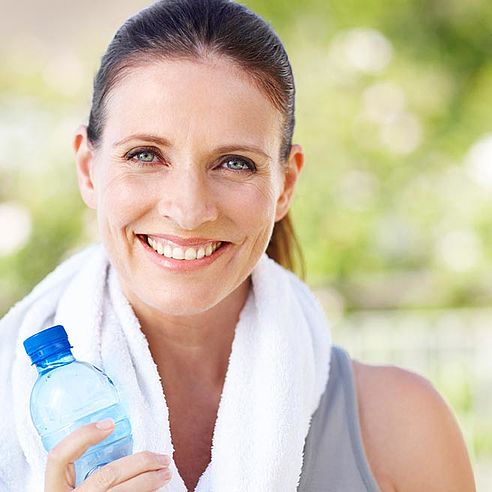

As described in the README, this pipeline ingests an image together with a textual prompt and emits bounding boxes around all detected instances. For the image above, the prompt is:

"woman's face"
[75,57,302,317]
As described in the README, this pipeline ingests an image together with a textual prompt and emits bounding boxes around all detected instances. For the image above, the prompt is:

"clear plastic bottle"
[23,325,133,486]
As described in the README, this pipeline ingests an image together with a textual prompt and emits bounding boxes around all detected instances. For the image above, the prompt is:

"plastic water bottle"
[23,325,133,486]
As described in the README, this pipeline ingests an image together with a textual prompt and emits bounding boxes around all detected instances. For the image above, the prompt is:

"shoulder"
[351,358,476,492]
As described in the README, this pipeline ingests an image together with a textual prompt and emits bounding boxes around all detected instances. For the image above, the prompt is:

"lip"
[145,233,223,247]
[137,234,231,272]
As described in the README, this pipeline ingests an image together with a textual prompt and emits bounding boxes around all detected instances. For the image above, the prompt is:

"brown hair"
[86,0,305,278]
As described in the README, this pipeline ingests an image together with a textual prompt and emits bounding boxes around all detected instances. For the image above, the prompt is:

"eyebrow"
[113,134,272,160]
[114,134,171,148]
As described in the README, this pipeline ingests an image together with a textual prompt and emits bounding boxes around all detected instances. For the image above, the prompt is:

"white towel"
[0,243,332,492]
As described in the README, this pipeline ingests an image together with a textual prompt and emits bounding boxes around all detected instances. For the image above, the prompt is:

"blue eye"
[126,148,161,165]
[221,156,256,172]
[134,150,157,162]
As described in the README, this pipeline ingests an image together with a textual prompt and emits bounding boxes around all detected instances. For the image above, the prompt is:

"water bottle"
[23,325,133,486]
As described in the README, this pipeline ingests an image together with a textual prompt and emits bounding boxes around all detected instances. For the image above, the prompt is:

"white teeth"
[171,247,184,260]
[164,244,172,258]
[184,248,197,260]
[146,236,222,261]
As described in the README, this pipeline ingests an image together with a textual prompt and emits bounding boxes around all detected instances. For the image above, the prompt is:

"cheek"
[94,166,279,236]
[219,179,278,232]
[97,172,153,228]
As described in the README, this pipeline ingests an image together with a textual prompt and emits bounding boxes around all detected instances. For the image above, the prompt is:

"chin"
[144,290,222,317]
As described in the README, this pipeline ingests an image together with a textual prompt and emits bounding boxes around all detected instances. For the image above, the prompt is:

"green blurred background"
[1,0,491,487]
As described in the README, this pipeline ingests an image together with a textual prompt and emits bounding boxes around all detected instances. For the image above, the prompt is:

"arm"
[354,361,476,492]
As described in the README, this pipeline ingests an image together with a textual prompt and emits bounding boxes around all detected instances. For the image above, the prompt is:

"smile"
[145,235,223,261]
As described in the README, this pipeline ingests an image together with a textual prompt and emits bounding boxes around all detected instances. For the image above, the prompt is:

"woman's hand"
[44,418,173,491]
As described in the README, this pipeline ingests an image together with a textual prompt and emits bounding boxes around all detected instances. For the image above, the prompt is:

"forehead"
[102,57,283,153]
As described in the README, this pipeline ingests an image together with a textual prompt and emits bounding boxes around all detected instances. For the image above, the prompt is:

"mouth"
[136,234,229,262]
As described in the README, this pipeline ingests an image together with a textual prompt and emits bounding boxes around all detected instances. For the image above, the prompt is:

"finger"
[77,451,171,492]
[45,418,115,491]
[101,468,172,492]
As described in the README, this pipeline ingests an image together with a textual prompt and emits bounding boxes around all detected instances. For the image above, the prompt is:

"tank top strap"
[297,345,381,491]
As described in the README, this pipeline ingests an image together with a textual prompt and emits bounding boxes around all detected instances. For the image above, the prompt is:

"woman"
[0,0,476,491]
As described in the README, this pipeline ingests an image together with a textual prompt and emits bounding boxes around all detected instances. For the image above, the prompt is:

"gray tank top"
[297,346,381,491]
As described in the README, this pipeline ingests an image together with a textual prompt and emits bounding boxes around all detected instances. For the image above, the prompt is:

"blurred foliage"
[265,0,492,311]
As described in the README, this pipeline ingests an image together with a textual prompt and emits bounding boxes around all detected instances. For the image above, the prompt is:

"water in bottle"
[23,325,133,485]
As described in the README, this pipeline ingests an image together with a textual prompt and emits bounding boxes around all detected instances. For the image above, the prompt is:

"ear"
[74,125,97,209]
[275,144,304,222]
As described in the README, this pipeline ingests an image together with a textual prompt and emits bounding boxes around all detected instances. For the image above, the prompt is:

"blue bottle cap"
[23,325,73,365]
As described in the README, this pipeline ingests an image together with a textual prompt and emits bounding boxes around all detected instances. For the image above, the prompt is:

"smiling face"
[75,56,302,318]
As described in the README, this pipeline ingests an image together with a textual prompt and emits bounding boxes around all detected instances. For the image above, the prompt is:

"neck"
[127,277,251,389]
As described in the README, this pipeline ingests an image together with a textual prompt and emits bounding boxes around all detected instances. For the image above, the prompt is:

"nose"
[157,166,219,230]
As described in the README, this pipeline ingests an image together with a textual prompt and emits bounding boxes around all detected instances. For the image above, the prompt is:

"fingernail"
[96,418,114,430]
[157,454,171,465]
[159,468,172,480]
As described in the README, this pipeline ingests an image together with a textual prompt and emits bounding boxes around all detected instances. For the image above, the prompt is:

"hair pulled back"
[87,0,304,277]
